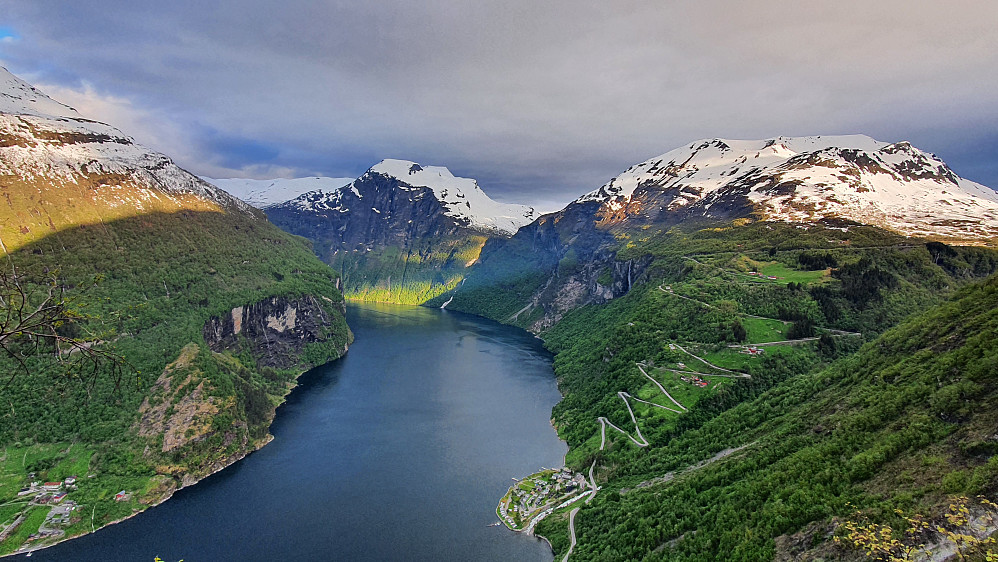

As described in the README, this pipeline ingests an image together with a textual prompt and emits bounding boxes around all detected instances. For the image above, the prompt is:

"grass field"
[701,345,802,372]
[757,262,830,285]
[740,316,789,343]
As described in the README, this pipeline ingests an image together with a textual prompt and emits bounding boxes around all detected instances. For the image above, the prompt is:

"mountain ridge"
[265,159,539,303]
[204,176,355,209]
[275,158,538,236]
[576,134,998,241]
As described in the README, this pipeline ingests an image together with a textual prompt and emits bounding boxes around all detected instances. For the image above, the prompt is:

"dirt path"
[508,302,533,322]
[658,367,748,379]
[626,392,683,414]
[669,344,747,377]
[729,337,818,347]
[658,284,786,323]
[598,392,650,448]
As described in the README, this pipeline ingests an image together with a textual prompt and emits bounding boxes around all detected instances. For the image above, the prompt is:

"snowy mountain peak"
[0,66,82,119]
[576,135,998,241]
[360,159,538,235]
[368,158,480,196]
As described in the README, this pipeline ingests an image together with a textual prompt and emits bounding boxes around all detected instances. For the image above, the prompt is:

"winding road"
[669,344,748,377]
[598,364,691,451]
[561,507,581,562]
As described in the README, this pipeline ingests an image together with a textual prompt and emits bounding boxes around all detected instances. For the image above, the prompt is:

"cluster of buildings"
[17,475,78,506]
[500,469,588,529]
[33,501,78,539]
[8,476,83,543]
[741,345,765,356]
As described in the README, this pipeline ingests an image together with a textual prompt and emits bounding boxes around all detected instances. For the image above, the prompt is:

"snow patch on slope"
[0,66,252,214]
[578,135,886,204]
[0,67,82,119]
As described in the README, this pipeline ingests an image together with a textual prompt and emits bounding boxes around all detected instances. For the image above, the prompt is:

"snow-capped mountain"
[578,135,998,241]
[204,176,354,209]
[0,66,254,251]
[265,159,538,302]
[277,159,537,236]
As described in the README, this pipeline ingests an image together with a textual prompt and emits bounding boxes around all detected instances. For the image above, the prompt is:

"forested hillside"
[439,219,998,560]
[541,265,998,561]
[0,208,352,555]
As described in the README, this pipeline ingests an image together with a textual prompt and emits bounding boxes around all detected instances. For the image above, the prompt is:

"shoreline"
[2,348,347,560]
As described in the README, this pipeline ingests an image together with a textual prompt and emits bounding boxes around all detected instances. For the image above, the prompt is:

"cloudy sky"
[1,1,996,210]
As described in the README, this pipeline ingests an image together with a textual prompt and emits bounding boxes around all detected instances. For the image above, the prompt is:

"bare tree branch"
[0,256,128,392]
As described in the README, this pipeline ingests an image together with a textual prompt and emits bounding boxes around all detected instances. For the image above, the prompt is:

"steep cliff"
[203,294,349,369]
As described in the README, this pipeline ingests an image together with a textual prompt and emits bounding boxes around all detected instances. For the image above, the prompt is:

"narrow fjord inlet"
[16,304,565,561]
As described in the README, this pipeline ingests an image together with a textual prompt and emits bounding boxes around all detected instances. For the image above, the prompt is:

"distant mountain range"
[220,135,998,249]
[202,176,354,209]
[246,133,998,319]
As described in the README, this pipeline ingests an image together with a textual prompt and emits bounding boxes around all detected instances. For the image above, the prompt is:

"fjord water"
[22,304,566,561]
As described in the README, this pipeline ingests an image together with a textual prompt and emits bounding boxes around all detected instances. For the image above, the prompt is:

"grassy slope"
[0,209,350,555]
[0,168,224,254]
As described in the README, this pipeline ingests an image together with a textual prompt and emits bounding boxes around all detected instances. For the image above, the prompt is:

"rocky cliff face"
[202,294,349,369]
[134,293,351,484]
[522,253,653,331]
[267,171,465,251]
[441,199,653,331]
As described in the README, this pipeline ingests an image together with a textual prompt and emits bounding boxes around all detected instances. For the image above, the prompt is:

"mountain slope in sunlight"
[0,65,252,252]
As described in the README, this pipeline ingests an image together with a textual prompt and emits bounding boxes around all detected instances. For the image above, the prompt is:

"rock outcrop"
[202,294,349,369]
[137,344,236,454]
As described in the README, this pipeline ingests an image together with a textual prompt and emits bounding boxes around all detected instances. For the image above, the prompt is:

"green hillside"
[325,234,487,304]
[439,219,998,560]
[0,208,351,555]
[541,269,998,561]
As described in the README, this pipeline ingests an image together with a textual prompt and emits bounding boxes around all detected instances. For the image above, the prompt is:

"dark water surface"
[22,304,566,561]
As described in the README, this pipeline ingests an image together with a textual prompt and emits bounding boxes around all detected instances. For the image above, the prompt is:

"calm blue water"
[20,304,566,561]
